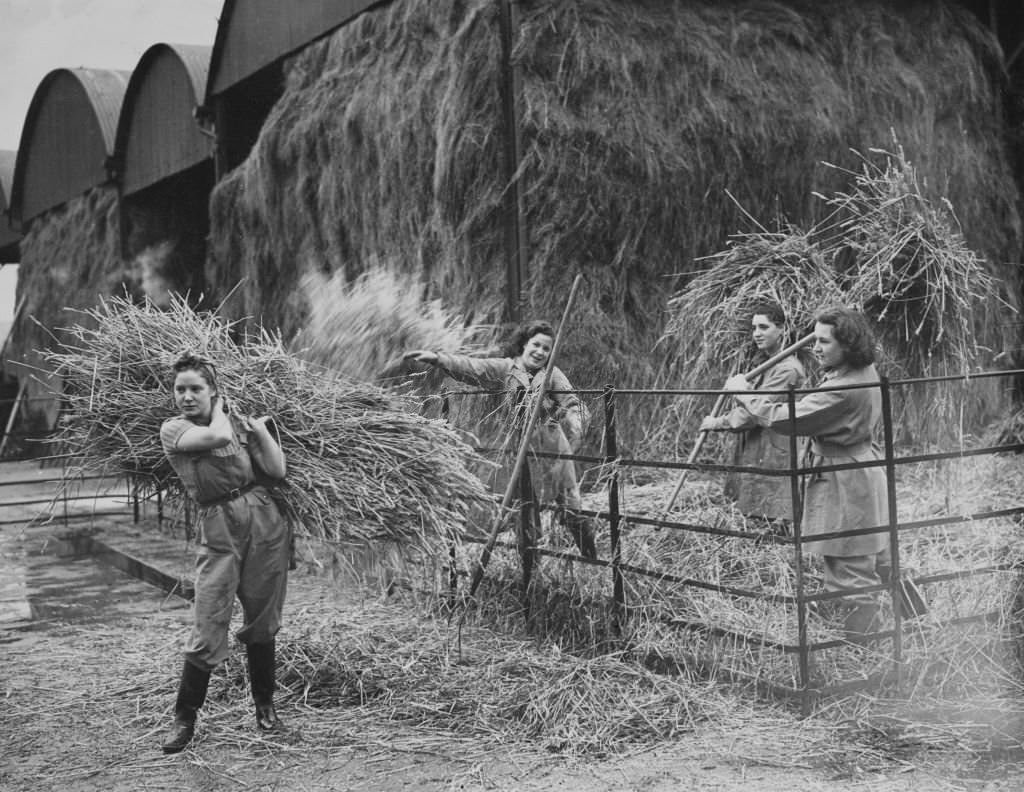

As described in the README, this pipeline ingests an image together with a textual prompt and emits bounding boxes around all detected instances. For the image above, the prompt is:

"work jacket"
[708,355,805,521]
[735,364,889,556]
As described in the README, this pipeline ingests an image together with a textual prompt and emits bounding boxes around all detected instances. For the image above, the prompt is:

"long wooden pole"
[0,379,27,459]
[658,331,816,519]
[465,273,583,600]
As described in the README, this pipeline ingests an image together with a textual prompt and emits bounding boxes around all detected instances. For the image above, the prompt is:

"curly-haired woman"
[405,321,597,559]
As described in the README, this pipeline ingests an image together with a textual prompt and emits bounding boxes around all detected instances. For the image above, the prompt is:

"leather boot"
[565,512,598,560]
[842,602,880,645]
[161,660,211,754]
[247,640,283,732]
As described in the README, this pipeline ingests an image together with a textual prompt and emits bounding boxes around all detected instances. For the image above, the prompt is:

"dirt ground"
[2,553,1023,792]
[3,462,1024,791]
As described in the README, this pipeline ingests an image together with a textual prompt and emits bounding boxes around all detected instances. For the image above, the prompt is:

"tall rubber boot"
[161,660,211,754]
[565,512,598,560]
[247,640,283,732]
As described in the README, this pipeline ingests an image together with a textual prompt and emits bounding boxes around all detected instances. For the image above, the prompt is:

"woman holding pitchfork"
[699,300,806,528]
[404,320,597,559]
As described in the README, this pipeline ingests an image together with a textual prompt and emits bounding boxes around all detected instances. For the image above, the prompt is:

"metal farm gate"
[441,368,1024,713]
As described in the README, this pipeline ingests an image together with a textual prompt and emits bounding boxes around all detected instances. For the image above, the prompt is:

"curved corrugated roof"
[115,43,213,197]
[0,150,20,260]
[205,0,387,99]
[10,68,130,227]
[78,68,130,150]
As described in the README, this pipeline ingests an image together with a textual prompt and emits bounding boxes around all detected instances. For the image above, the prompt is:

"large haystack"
[207,0,1022,449]
[6,188,125,434]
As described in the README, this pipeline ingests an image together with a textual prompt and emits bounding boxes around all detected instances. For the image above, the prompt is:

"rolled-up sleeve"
[160,416,191,454]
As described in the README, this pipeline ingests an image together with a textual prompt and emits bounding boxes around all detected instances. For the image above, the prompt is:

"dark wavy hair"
[170,353,219,393]
[749,300,786,328]
[749,301,786,329]
[504,321,555,357]
[815,307,876,368]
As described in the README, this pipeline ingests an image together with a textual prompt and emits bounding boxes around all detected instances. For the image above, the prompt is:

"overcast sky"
[0,0,224,152]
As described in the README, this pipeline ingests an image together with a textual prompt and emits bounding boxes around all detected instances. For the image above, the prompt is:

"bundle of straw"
[820,143,1005,374]
[660,228,840,381]
[650,228,840,450]
[42,293,493,553]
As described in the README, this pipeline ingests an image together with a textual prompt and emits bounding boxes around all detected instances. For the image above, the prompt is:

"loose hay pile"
[41,293,493,555]
[425,439,1024,754]
[6,187,124,435]
[651,227,840,450]
[657,143,1013,450]
[295,266,489,385]
[823,143,1009,376]
[212,604,716,756]
[204,0,1023,455]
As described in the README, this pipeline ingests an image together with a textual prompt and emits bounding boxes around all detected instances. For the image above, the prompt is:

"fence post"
[787,387,811,715]
[603,385,624,621]
[441,389,460,604]
[879,375,903,685]
[498,0,528,321]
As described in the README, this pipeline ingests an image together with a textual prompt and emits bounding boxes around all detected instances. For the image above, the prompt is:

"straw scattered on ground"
[437,442,1024,759]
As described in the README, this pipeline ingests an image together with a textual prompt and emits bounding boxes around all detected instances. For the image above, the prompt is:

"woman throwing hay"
[404,321,597,559]
[721,307,890,644]
[699,301,806,528]
[159,354,291,753]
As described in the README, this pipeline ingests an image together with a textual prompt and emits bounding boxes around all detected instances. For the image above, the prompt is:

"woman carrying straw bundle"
[159,354,291,753]
[404,321,597,559]
[698,301,806,529]
[722,308,890,644]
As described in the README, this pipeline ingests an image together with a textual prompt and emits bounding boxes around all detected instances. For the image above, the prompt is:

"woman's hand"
[724,374,750,392]
[404,350,439,366]
[245,415,272,432]
[699,415,722,432]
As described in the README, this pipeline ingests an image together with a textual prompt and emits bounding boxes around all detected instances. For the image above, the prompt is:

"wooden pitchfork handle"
[658,331,816,519]
[464,273,584,602]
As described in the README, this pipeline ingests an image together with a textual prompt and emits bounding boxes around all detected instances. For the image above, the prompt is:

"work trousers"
[185,488,291,671]
[822,545,892,606]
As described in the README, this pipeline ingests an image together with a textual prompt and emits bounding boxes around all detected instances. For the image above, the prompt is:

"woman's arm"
[244,416,287,480]
[701,362,802,432]
[735,387,849,436]
[404,349,509,388]
[170,398,234,452]
[424,352,512,389]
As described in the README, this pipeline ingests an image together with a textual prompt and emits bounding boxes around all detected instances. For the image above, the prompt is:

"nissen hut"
[114,43,214,304]
[7,68,129,433]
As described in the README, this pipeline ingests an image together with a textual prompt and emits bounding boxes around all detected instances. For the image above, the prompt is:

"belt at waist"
[810,439,874,458]
[197,481,258,508]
